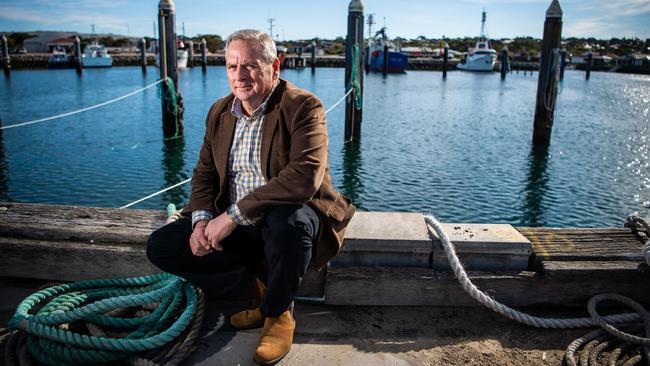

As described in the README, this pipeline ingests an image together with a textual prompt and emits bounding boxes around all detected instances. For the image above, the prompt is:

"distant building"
[23,32,77,53]
[571,52,612,67]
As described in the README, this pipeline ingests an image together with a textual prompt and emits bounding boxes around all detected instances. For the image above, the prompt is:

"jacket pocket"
[327,193,351,221]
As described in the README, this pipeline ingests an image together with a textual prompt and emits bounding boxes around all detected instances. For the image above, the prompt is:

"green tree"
[193,34,223,53]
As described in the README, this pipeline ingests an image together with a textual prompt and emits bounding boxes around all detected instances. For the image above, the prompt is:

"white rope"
[120,178,191,209]
[120,89,352,209]
[423,214,640,329]
[0,79,165,130]
[324,88,353,114]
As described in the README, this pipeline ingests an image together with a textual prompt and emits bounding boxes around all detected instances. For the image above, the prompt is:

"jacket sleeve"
[183,103,220,214]
[237,95,327,222]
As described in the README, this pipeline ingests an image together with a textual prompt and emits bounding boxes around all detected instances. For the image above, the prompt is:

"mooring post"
[74,36,82,73]
[559,49,566,81]
[442,43,449,79]
[586,51,592,80]
[501,47,509,80]
[345,0,364,142]
[187,40,194,68]
[1,35,10,74]
[200,38,207,71]
[158,0,183,137]
[382,44,388,76]
[310,41,316,74]
[532,0,562,146]
[139,38,147,72]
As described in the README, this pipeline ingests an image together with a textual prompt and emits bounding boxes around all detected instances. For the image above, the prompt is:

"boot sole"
[229,320,265,330]
[253,345,291,365]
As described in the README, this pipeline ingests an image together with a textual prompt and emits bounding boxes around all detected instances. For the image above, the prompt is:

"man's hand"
[189,220,212,256]
[204,212,237,251]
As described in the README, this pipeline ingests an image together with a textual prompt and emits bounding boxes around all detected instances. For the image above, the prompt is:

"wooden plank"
[325,264,650,307]
[516,227,644,263]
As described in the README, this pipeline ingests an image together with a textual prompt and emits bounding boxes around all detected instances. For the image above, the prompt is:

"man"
[147,29,355,365]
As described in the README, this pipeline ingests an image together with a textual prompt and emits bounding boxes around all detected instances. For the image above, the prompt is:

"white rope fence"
[119,89,353,209]
[0,79,165,130]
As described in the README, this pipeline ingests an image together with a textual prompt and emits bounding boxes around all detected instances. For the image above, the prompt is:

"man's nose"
[234,65,248,80]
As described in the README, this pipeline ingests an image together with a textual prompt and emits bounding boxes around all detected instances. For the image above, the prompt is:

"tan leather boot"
[230,277,266,330]
[253,305,295,365]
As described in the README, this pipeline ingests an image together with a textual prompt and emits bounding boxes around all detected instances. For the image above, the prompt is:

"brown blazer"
[183,79,356,269]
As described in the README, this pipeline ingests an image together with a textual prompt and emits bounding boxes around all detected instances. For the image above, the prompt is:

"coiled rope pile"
[424,213,650,366]
[2,273,204,366]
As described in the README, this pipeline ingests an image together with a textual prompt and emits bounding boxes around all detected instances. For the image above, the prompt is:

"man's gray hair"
[225,29,277,64]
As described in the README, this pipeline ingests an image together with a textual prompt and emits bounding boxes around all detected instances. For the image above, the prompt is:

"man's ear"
[273,57,281,77]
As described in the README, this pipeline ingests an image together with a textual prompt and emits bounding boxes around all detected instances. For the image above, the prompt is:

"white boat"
[156,39,189,69]
[82,41,112,68]
[48,47,70,69]
[457,11,497,72]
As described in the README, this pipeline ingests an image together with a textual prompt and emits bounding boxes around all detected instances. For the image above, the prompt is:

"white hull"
[177,50,188,69]
[457,53,496,71]
[82,55,112,68]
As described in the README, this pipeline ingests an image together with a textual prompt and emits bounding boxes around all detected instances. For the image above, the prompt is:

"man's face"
[226,39,279,113]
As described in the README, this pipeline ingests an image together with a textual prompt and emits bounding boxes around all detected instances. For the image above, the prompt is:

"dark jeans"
[147,204,319,317]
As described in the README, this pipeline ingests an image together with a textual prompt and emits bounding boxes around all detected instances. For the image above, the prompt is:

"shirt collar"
[231,79,279,120]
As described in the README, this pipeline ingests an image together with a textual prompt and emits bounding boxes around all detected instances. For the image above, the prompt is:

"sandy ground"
[1,283,592,366]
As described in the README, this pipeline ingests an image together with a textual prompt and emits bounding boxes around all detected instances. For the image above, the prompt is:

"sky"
[0,0,648,40]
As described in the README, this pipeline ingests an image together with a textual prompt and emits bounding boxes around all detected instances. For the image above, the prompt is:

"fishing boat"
[82,41,113,68]
[177,40,188,69]
[368,27,408,73]
[457,11,497,72]
[47,47,70,69]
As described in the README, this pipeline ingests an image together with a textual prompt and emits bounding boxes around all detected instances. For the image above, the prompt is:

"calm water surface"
[0,67,648,227]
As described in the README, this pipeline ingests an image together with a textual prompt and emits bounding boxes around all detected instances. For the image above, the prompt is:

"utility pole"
[268,18,276,40]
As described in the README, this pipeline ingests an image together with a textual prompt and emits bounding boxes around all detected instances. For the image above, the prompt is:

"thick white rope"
[120,89,352,209]
[423,214,641,329]
[0,79,165,130]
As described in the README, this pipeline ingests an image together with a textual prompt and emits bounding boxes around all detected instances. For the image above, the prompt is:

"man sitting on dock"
[147,29,355,365]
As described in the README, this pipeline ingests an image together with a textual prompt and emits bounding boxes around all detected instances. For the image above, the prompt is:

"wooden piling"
[501,47,509,79]
[74,36,82,73]
[187,40,194,68]
[442,43,448,79]
[560,49,566,81]
[139,38,147,72]
[345,0,364,142]
[1,35,10,73]
[311,41,316,73]
[200,38,207,71]
[586,52,592,80]
[158,0,183,137]
[532,0,562,146]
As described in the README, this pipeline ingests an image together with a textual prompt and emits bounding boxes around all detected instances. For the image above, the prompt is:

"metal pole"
[586,52,592,80]
[532,0,562,146]
[501,47,509,80]
[311,40,316,74]
[382,44,388,76]
[140,38,147,72]
[200,38,207,71]
[187,40,194,68]
[442,43,449,79]
[1,35,10,73]
[345,0,364,142]
[74,36,82,73]
[158,0,183,137]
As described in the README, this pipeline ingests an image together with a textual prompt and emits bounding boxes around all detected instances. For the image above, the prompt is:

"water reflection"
[521,145,550,226]
[161,136,188,205]
[341,141,364,209]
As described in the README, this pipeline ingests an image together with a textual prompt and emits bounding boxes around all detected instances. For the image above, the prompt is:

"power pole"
[268,18,276,39]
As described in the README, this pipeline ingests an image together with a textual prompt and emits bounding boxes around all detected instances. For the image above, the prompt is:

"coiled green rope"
[7,273,201,366]
[157,76,180,136]
[347,44,362,111]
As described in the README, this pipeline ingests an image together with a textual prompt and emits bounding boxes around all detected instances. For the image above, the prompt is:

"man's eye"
[227,65,236,70]
[246,65,257,71]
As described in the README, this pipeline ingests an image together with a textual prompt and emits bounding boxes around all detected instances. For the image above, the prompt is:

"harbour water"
[0,67,648,227]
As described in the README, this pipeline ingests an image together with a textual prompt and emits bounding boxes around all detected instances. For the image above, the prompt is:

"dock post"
[345,0,364,142]
[560,49,566,81]
[158,0,183,137]
[1,35,10,74]
[532,0,562,146]
[442,43,448,79]
[187,40,194,68]
[586,52,592,80]
[74,36,82,73]
[501,47,509,80]
[200,38,207,71]
[311,41,316,74]
[139,38,147,72]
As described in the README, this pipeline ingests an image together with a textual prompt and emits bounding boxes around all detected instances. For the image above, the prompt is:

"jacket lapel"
[216,108,236,189]
[260,81,285,179]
